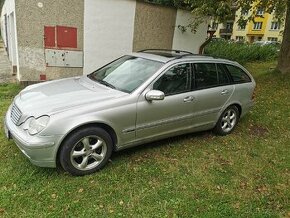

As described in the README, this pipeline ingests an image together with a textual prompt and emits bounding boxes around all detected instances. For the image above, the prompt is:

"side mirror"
[145,90,165,101]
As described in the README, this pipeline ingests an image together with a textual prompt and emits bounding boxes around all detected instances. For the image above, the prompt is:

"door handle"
[221,89,229,95]
[183,96,194,103]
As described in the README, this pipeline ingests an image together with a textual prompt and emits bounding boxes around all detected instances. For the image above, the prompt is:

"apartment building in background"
[213,6,284,43]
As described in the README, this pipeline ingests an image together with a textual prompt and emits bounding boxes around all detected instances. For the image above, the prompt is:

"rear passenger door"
[190,62,234,125]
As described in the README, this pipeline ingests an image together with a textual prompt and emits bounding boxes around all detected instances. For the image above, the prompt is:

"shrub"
[204,41,278,64]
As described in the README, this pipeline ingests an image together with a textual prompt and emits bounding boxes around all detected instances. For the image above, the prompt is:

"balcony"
[220,28,233,35]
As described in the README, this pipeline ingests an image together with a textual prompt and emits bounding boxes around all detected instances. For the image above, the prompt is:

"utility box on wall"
[44,26,56,48]
[45,49,83,68]
[44,25,78,49]
[56,26,78,49]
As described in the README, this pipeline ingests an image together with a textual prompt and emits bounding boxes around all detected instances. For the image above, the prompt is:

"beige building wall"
[133,1,177,51]
[172,9,208,53]
[84,0,136,74]
[15,0,84,81]
[232,9,250,41]
[264,13,284,42]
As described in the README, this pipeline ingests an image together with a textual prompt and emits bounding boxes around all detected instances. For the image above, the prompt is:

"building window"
[212,22,219,30]
[256,7,264,15]
[238,24,246,30]
[270,22,280,30]
[241,9,249,16]
[226,22,233,30]
[253,22,263,30]
[236,36,245,41]
[268,37,278,42]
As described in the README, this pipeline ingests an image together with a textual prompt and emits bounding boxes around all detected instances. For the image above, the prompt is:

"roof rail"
[138,49,193,55]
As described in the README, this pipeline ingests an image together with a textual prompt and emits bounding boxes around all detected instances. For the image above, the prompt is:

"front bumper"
[4,110,64,168]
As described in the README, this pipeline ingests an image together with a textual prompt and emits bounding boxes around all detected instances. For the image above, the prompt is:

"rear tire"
[59,127,113,176]
[214,106,240,136]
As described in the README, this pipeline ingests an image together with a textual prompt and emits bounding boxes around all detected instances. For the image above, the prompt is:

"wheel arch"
[55,122,118,167]
[215,102,243,125]
[231,103,242,117]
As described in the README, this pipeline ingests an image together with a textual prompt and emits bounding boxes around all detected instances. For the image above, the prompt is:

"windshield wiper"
[87,74,116,90]
[97,80,116,90]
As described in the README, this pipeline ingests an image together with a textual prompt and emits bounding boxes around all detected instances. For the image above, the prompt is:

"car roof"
[131,49,237,65]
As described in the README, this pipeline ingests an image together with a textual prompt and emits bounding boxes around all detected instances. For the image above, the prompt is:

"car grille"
[10,103,22,125]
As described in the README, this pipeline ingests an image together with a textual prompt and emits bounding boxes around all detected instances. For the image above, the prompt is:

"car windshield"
[88,56,163,93]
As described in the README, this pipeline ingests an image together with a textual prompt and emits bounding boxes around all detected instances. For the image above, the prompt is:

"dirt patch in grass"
[249,124,269,137]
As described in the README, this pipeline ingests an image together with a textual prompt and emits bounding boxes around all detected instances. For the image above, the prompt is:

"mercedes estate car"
[4,49,256,176]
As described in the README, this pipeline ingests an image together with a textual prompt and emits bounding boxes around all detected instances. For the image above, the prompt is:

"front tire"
[59,127,113,176]
[214,106,240,136]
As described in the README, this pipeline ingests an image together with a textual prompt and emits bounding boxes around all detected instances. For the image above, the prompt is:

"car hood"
[14,76,127,118]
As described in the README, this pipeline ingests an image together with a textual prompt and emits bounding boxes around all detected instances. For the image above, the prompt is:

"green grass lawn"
[0,62,289,217]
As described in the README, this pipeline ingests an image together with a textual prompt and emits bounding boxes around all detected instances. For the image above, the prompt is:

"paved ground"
[0,43,15,84]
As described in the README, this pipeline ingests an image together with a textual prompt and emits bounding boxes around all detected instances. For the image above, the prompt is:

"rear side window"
[194,63,218,89]
[225,65,251,83]
[217,64,230,85]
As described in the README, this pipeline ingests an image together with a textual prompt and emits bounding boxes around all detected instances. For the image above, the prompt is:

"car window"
[153,63,191,96]
[88,56,163,93]
[217,64,230,85]
[194,63,218,89]
[225,64,251,83]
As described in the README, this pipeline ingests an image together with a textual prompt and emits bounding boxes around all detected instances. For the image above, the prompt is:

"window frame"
[268,37,278,42]
[253,22,263,30]
[256,7,264,16]
[222,64,252,84]
[238,24,246,30]
[152,62,193,96]
[270,21,280,30]
[241,9,249,16]
[150,62,252,96]
[192,63,220,90]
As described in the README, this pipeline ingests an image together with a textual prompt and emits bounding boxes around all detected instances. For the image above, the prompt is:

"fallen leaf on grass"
[233,203,240,209]
[256,185,268,193]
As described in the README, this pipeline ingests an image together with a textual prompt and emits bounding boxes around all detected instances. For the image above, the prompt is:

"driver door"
[135,63,195,141]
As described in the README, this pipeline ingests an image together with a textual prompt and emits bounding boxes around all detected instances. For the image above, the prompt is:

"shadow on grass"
[111,129,214,160]
[28,130,215,177]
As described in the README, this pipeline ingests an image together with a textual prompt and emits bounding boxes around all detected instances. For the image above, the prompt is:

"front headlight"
[23,116,50,135]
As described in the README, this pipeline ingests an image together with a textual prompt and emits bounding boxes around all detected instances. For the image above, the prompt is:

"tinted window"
[225,65,251,83]
[217,64,230,85]
[194,63,218,89]
[153,64,191,95]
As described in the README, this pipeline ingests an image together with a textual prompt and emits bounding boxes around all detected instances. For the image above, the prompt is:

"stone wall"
[133,1,177,51]
[15,0,84,81]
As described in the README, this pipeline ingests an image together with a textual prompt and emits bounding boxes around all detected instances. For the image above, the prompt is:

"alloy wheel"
[70,136,107,171]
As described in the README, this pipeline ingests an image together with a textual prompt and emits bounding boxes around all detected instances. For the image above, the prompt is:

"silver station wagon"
[4,50,256,176]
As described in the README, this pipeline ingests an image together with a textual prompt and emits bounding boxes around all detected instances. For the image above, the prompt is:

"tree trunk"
[277,0,290,74]
[199,37,212,54]
[199,31,215,54]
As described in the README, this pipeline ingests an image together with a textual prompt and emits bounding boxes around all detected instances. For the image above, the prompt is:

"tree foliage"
[147,0,290,74]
